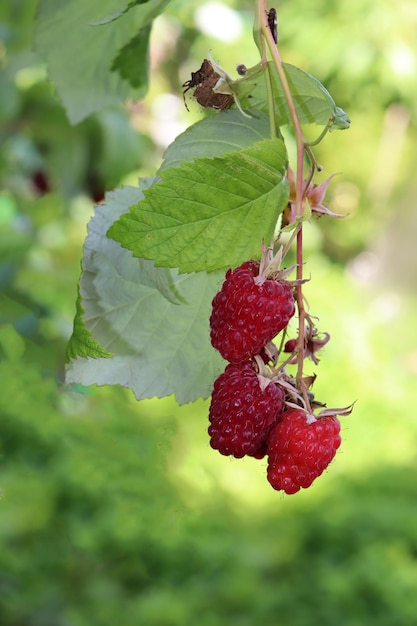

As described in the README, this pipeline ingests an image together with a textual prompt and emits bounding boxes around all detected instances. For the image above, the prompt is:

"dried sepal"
[316,403,356,419]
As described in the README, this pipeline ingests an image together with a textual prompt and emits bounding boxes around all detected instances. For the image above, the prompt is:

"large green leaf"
[34,0,172,123]
[109,137,288,273]
[159,109,272,171]
[66,185,225,403]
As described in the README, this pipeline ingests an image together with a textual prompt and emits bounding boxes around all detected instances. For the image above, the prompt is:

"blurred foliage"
[1,333,417,625]
[1,0,417,624]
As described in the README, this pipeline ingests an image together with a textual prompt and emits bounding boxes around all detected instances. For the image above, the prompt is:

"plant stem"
[257,0,311,408]
[265,62,277,138]
[253,1,276,138]
[259,2,304,214]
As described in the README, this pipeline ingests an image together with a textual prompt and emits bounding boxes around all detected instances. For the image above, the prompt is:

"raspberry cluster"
[208,258,343,495]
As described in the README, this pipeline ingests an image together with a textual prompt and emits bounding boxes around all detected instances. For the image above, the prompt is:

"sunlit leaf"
[34,0,171,123]
[109,137,288,273]
[159,109,272,171]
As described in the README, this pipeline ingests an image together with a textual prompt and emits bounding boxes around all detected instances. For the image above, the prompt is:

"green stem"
[252,0,264,56]
[265,61,277,138]
[253,1,276,138]
[256,0,311,408]
[306,123,330,147]
[259,2,304,215]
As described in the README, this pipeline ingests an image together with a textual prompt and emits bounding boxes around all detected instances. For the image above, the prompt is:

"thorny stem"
[256,0,311,408]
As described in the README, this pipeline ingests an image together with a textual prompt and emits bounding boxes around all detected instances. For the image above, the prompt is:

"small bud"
[284,339,297,353]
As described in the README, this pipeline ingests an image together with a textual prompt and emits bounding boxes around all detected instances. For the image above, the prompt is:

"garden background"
[1,0,417,624]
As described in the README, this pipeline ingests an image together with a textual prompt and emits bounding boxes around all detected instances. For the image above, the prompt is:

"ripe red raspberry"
[267,409,341,494]
[210,260,295,363]
[208,362,284,458]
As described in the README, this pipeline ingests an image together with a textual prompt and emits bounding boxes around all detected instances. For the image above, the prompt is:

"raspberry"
[249,439,269,459]
[208,362,284,458]
[267,409,341,494]
[210,260,295,363]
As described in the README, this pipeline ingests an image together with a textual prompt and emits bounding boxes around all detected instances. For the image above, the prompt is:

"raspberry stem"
[253,2,277,139]
[295,227,311,409]
[259,0,305,216]
[257,0,312,409]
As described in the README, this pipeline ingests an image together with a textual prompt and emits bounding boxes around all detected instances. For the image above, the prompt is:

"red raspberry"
[267,409,341,494]
[208,362,284,458]
[210,261,295,363]
[249,439,269,459]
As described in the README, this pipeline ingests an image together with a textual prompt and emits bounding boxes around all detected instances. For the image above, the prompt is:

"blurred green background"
[1,0,417,624]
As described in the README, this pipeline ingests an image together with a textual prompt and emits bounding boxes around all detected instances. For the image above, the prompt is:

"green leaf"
[282,64,336,125]
[109,137,289,273]
[111,25,151,88]
[159,109,272,171]
[34,0,172,123]
[66,185,225,403]
[66,289,113,362]
[88,0,153,25]
[243,62,350,130]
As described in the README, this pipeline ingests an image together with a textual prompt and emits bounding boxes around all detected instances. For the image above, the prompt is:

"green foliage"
[1,335,417,625]
[111,25,152,88]
[58,1,351,401]
[1,81,152,200]
[66,290,114,361]
[14,0,351,403]
[244,62,350,130]
[66,185,225,403]
[109,137,288,273]
[1,1,417,624]
[34,0,172,123]
[159,109,272,171]
[89,0,166,26]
